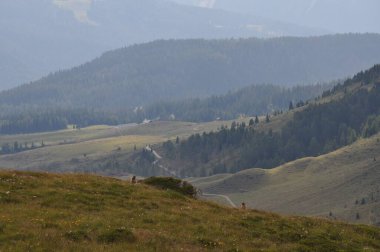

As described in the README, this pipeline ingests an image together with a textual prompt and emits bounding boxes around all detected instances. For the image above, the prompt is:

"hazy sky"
[0,0,378,90]
[53,0,97,24]
[50,0,379,34]
[172,0,379,33]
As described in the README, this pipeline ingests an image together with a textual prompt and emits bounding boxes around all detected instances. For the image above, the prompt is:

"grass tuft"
[97,228,136,244]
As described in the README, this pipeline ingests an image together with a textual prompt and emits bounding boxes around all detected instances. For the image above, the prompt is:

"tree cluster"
[162,77,380,177]
[134,84,328,123]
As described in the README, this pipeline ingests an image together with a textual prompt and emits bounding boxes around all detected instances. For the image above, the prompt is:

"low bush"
[143,177,197,197]
[97,228,136,244]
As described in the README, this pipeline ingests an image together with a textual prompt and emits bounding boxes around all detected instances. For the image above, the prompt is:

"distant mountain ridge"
[1,34,380,111]
[0,0,324,90]
[172,0,379,34]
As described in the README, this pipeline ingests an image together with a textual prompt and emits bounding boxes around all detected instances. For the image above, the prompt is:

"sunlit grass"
[0,171,379,251]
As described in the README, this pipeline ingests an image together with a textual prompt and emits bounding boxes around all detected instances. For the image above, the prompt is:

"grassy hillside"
[2,34,380,111]
[0,171,379,251]
[192,133,380,226]
[0,120,246,175]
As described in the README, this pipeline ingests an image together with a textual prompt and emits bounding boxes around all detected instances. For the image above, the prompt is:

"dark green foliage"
[0,84,329,135]
[363,115,380,137]
[289,101,294,110]
[249,119,254,126]
[349,64,380,85]
[141,149,155,163]
[2,34,380,111]
[143,177,197,197]
[137,84,331,122]
[0,35,379,134]
[0,107,124,135]
[163,140,175,159]
[197,238,220,248]
[164,65,380,176]
[65,230,90,242]
[97,228,136,244]
[1,141,40,154]
[265,114,270,123]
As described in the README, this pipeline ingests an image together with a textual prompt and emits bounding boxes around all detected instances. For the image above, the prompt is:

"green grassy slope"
[193,133,380,226]
[0,171,379,251]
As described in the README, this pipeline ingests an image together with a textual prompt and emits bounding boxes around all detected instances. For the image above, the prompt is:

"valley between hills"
[1,1,380,250]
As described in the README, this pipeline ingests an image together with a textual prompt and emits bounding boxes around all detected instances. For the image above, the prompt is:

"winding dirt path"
[145,146,176,177]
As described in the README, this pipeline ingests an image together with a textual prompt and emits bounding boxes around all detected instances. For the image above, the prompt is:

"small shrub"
[42,222,60,229]
[0,222,5,233]
[143,177,197,197]
[65,230,90,242]
[142,218,155,224]
[97,228,136,244]
[0,193,19,204]
[197,237,220,248]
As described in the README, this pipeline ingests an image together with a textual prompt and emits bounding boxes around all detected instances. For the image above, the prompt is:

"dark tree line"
[162,67,380,177]
[0,83,328,135]
[132,84,330,123]
[1,141,44,154]
[0,108,125,135]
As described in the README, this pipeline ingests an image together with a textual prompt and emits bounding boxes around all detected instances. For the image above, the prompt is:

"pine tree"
[289,101,294,110]
[249,118,254,126]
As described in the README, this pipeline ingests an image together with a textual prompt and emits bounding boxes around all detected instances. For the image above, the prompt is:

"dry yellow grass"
[193,133,380,226]
[0,170,379,251]
[0,119,251,172]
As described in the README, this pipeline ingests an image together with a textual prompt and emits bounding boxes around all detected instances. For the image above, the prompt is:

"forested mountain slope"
[1,34,380,110]
[0,0,323,90]
[0,83,329,135]
[137,83,331,122]
[158,65,380,177]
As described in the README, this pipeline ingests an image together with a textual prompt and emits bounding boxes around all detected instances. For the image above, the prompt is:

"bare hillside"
[193,133,380,226]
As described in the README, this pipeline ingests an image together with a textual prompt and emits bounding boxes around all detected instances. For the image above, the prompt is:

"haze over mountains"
[1,1,380,249]
[1,34,380,112]
[173,0,379,34]
[0,0,325,91]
